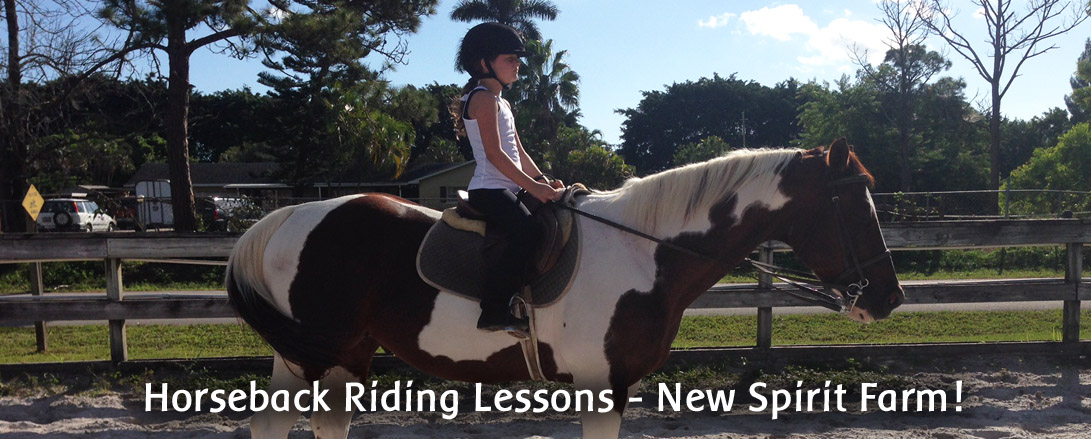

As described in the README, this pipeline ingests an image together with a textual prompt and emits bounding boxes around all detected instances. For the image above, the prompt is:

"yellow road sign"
[22,184,44,221]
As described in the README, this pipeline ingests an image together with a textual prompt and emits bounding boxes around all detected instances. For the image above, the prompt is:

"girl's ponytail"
[451,78,478,136]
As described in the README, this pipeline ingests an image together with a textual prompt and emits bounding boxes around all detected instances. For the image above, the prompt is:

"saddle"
[416,184,589,306]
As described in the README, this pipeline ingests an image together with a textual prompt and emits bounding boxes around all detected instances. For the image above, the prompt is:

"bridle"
[746,173,892,313]
[556,172,892,314]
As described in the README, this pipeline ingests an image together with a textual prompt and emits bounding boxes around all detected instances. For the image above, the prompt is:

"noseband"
[556,173,892,314]
[746,173,891,313]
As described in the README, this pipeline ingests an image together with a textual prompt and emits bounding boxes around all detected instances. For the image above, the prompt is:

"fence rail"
[0,219,1087,363]
[871,189,1091,221]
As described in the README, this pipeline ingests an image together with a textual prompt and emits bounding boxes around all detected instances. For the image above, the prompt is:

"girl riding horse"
[226,138,904,438]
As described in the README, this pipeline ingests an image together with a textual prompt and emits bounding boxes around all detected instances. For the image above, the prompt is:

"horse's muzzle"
[847,286,904,323]
[847,306,875,323]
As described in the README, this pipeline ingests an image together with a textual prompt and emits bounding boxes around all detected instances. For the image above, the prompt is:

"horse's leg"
[582,380,643,439]
[250,353,308,439]
[310,366,358,439]
[575,377,640,439]
[580,403,622,438]
[310,339,379,439]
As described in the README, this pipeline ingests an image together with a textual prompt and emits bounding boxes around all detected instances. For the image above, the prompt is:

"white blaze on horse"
[226,138,904,438]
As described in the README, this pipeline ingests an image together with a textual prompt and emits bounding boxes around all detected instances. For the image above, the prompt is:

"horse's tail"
[226,205,340,373]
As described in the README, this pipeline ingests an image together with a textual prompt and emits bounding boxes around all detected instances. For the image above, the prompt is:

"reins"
[556,172,891,314]
[557,203,714,261]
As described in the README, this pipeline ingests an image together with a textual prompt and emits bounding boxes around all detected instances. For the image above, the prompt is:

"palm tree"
[510,39,580,158]
[449,0,559,40]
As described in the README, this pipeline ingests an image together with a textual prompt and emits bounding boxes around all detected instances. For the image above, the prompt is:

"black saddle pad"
[416,217,580,307]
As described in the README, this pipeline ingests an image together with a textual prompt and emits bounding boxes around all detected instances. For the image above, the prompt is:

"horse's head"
[779,138,904,322]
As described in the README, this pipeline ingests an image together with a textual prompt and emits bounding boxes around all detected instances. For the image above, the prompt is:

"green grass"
[0,366,272,399]
[0,282,225,295]
[0,275,226,295]
[721,268,1066,284]
[894,268,1064,281]
[0,262,226,295]
[673,310,1091,348]
[2,310,1088,364]
[0,324,271,363]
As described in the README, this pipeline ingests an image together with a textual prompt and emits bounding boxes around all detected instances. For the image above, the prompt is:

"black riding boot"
[476,301,529,333]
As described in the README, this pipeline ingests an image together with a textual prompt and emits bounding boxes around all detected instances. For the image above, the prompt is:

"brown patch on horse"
[285,194,569,383]
[780,143,901,319]
[600,144,894,412]
[602,184,796,411]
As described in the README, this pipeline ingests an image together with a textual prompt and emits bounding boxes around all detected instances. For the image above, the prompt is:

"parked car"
[36,198,117,232]
[196,197,261,232]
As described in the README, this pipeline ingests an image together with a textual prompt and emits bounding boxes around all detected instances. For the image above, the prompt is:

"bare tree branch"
[916,0,1089,203]
[919,1,996,82]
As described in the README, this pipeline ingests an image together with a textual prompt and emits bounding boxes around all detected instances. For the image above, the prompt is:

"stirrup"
[507,295,531,340]
[509,290,546,381]
[505,326,530,340]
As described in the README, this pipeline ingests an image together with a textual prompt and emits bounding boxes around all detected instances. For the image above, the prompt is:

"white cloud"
[699,12,737,29]
[740,5,818,41]
[797,17,888,67]
[734,5,888,68]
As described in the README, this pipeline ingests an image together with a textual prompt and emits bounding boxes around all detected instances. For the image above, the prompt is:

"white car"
[37,198,117,232]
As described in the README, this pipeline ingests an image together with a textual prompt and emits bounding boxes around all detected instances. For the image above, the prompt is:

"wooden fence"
[0,219,1087,364]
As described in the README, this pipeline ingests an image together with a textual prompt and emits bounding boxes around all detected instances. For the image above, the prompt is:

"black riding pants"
[468,188,542,312]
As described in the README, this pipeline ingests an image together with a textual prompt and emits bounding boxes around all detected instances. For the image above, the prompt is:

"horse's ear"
[827,138,851,172]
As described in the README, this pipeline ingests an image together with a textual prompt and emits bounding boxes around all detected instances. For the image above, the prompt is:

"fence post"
[1003,179,1010,219]
[105,258,128,363]
[31,262,47,352]
[756,245,774,348]
[1063,243,1083,344]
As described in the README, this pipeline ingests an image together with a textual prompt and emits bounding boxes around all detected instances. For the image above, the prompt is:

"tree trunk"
[988,15,1004,216]
[898,60,913,192]
[988,86,1003,215]
[1,0,28,233]
[165,5,196,232]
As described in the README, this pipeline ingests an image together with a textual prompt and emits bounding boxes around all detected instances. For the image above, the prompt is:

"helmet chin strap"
[480,58,515,89]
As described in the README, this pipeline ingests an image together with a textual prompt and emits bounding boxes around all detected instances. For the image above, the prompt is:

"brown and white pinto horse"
[226,138,904,438]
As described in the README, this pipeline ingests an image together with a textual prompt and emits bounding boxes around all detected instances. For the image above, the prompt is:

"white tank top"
[462,87,522,192]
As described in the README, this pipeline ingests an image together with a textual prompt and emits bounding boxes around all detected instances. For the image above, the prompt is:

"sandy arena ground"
[0,353,1088,439]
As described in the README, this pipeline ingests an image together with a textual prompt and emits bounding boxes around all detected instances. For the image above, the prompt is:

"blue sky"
[189,0,1091,145]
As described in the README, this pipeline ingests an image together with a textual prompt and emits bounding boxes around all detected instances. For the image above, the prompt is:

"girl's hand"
[529,182,562,203]
[549,179,565,189]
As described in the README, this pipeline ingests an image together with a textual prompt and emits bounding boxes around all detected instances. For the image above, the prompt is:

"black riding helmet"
[457,22,528,85]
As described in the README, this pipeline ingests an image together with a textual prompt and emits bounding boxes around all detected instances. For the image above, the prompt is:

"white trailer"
[135,180,173,230]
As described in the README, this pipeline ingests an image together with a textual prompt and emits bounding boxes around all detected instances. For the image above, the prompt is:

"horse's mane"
[610,148,801,233]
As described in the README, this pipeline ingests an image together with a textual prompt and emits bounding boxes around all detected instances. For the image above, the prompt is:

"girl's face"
[482,54,521,84]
